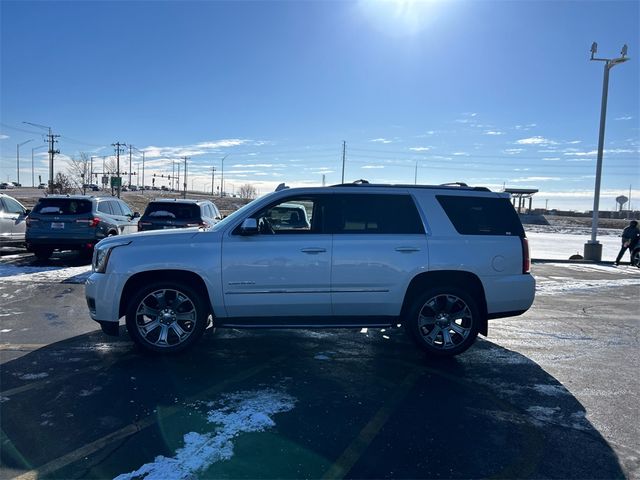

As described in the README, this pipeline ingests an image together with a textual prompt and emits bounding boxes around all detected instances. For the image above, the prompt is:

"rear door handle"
[301,247,327,254]
[395,247,420,253]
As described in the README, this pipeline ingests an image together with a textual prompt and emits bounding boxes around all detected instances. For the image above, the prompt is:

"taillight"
[76,217,100,227]
[26,217,38,226]
[521,237,531,273]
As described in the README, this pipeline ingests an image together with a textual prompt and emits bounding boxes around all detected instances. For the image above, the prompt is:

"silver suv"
[86,183,535,356]
[0,194,29,248]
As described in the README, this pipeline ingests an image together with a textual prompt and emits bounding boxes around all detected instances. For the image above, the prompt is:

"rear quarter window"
[144,203,200,220]
[436,195,525,236]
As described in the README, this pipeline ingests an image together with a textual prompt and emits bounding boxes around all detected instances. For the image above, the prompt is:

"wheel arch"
[119,269,213,318]
[401,270,488,336]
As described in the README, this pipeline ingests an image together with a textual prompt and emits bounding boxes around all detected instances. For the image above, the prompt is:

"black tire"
[33,247,53,261]
[631,248,640,268]
[404,286,481,357]
[125,282,208,354]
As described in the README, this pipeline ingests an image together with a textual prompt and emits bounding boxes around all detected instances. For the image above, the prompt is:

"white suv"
[85,184,535,356]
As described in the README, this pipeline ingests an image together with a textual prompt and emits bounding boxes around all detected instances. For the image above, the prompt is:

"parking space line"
[10,355,286,480]
[321,369,422,479]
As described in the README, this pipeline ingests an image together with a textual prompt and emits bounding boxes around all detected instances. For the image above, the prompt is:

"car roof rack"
[330,182,490,192]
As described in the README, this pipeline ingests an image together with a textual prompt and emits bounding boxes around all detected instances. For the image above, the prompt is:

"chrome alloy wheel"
[417,294,473,350]
[134,289,197,348]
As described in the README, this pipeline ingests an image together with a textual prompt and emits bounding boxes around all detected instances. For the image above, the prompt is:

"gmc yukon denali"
[85,183,535,356]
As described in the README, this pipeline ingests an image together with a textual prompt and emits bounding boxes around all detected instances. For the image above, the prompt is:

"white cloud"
[563,151,597,157]
[452,152,469,156]
[483,130,504,136]
[542,157,561,161]
[0,134,9,140]
[361,165,385,169]
[516,136,556,145]
[615,115,633,121]
[409,147,431,152]
[514,123,537,130]
[566,140,582,144]
[511,176,561,183]
[370,138,393,144]
[504,148,524,155]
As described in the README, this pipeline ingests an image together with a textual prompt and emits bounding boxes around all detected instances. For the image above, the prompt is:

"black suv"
[137,199,222,231]
[26,195,139,260]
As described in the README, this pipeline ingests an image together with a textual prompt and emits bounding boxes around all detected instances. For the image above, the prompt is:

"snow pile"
[0,264,91,284]
[115,389,296,480]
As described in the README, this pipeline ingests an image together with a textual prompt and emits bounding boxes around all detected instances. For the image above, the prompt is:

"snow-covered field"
[527,230,621,261]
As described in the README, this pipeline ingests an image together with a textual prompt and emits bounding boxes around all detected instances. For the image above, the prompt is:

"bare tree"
[52,172,74,194]
[66,152,91,190]
[238,183,257,199]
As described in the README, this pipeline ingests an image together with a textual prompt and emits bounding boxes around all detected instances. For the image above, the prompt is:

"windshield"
[211,194,275,232]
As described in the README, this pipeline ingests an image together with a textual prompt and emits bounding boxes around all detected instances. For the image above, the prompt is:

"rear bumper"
[26,236,99,251]
[483,273,535,317]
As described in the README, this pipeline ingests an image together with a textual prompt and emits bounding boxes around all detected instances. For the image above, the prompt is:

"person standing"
[614,220,640,265]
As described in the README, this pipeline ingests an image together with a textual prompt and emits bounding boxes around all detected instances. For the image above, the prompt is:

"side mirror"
[133,212,140,218]
[239,218,259,235]
[24,209,31,215]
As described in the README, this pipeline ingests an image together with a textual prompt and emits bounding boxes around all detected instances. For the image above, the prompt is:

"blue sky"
[1,0,638,210]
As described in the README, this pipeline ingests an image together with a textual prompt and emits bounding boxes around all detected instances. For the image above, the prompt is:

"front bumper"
[85,272,127,328]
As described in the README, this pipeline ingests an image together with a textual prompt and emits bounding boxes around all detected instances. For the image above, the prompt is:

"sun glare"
[358,0,442,36]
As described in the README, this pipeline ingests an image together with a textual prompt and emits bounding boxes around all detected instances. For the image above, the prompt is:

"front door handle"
[395,247,420,253]
[301,247,327,254]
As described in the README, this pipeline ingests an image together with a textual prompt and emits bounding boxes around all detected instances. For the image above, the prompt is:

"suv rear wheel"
[405,287,481,357]
[125,282,207,354]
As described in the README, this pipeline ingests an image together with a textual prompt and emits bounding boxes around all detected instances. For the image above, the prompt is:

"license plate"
[51,222,64,229]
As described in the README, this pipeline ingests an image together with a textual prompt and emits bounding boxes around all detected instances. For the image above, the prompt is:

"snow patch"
[0,264,91,284]
[536,278,640,295]
[115,389,296,480]
[17,372,49,380]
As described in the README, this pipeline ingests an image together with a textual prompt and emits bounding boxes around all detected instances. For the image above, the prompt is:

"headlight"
[92,241,131,273]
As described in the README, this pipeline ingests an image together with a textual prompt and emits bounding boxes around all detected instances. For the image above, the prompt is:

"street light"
[32,145,47,187]
[583,43,630,261]
[17,139,33,185]
[220,154,229,197]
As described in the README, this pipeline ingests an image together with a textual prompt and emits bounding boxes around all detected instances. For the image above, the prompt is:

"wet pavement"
[0,255,638,479]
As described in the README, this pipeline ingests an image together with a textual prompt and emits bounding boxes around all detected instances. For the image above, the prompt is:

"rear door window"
[97,202,112,214]
[329,194,424,234]
[436,195,525,236]
[33,199,92,215]
[118,201,132,216]
[109,201,124,216]
[2,197,25,214]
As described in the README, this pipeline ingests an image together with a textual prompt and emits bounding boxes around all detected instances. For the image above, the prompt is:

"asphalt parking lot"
[0,252,638,479]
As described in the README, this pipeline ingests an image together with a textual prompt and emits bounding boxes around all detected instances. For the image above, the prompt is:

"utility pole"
[211,166,216,196]
[414,161,418,185]
[584,42,630,261]
[128,145,133,187]
[142,151,145,190]
[182,156,189,198]
[112,142,126,198]
[341,141,346,184]
[23,122,58,194]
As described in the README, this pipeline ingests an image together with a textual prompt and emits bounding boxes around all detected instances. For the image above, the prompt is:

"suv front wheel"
[125,282,207,354]
[405,287,481,357]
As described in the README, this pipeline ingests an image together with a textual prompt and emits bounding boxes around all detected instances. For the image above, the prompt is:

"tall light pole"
[583,42,630,261]
[32,145,47,187]
[17,139,33,185]
[220,154,229,197]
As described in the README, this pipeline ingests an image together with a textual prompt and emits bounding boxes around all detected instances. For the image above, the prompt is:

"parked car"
[26,195,140,260]
[137,199,222,231]
[37,183,46,189]
[0,182,14,190]
[11,182,21,188]
[0,194,29,248]
[86,183,535,356]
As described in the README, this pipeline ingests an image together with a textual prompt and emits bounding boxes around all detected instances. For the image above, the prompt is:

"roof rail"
[439,182,468,187]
